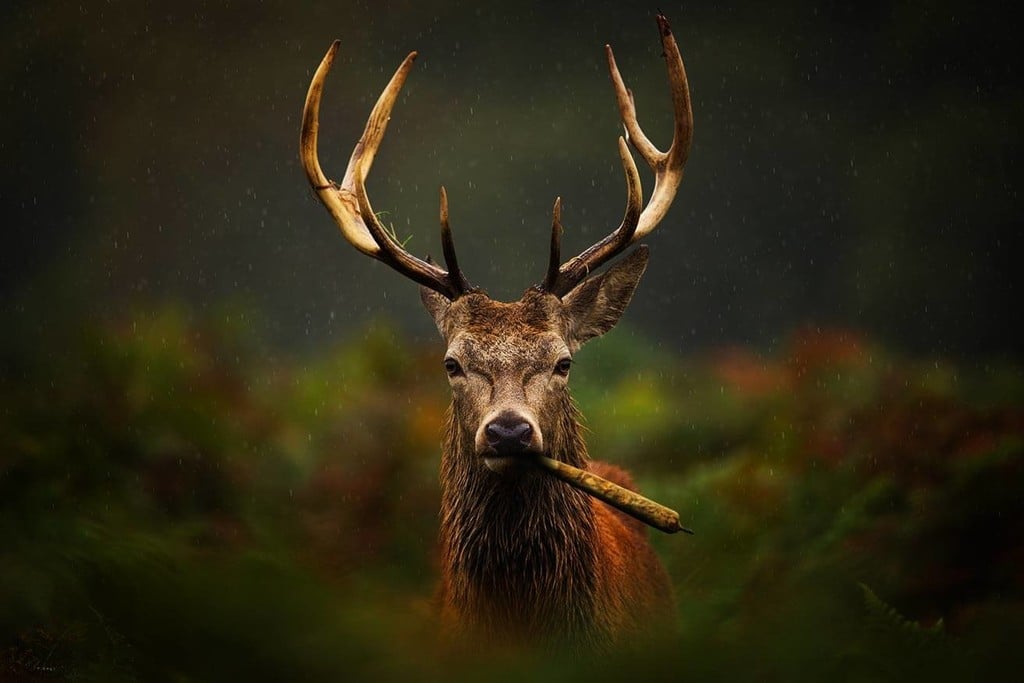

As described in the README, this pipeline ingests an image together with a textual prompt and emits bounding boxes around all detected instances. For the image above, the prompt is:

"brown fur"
[425,262,674,653]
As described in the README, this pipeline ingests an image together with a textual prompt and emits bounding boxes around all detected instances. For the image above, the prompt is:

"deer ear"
[562,246,649,350]
[420,286,451,336]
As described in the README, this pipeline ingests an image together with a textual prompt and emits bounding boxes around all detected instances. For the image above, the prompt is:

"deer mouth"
[480,442,539,474]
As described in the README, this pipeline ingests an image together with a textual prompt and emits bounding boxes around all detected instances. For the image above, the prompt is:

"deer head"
[300,14,691,476]
[419,253,652,475]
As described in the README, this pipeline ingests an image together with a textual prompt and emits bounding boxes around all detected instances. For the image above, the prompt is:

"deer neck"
[438,398,604,646]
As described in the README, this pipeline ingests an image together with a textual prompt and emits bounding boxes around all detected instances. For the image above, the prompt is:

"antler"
[300,41,473,299]
[542,13,693,297]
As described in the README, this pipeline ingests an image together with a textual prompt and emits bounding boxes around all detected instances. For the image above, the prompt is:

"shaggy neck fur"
[438,392,610,651]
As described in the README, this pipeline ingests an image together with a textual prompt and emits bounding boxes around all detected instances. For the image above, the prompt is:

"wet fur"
[430,279,674,652]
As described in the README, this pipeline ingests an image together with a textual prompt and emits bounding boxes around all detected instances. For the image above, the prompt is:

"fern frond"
[859,582,945,646]
[375,211,413,248]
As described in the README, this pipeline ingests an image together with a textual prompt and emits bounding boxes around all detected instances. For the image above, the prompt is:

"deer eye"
[554,358,572,376]
[443,358,462,377]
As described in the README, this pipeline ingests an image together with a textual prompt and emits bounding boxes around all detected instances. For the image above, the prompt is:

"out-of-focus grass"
[2,311,1022,680]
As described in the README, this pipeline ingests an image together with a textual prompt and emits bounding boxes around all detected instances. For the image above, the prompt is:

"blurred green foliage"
[2,310,1022,680]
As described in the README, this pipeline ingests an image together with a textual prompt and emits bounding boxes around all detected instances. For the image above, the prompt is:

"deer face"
[422,248,649,474]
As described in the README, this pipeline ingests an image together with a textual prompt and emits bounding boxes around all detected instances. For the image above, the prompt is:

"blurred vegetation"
[3,1,1020,678]
[2,309,1022,680]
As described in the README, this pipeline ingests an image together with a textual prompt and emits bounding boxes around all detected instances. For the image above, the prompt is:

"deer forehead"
[442,292,567,340]
[449,330,568,374]
[438,293,563,372]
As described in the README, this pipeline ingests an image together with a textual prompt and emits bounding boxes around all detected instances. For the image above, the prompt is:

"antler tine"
[300,41,378,256]
[542,13,692,298]
[542,197,563,292]
[300,42,472,300]
[439,186,472,293]
[608,13,693,240]
[547,138,642,296]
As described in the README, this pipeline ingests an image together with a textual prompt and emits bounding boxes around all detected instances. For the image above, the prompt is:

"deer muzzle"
[477,409,543,473]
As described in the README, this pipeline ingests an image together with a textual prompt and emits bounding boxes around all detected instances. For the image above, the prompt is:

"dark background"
[3,2,1023,680]
[4,0,1020,357]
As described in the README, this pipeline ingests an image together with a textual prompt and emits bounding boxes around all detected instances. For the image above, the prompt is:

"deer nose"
[485,414,533,454]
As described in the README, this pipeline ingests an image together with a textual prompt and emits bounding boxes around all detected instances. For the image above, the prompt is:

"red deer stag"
[300,14,692,652]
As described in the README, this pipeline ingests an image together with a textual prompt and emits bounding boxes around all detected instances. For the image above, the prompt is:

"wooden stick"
[531,454,693,535]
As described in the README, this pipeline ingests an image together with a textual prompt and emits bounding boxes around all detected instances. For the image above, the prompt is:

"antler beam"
[300,41,472,299]
[543,13,693,297]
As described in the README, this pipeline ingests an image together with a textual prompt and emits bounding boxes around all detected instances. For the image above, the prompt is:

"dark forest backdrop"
[2,1,1022,680]
[4,0,1020,355]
